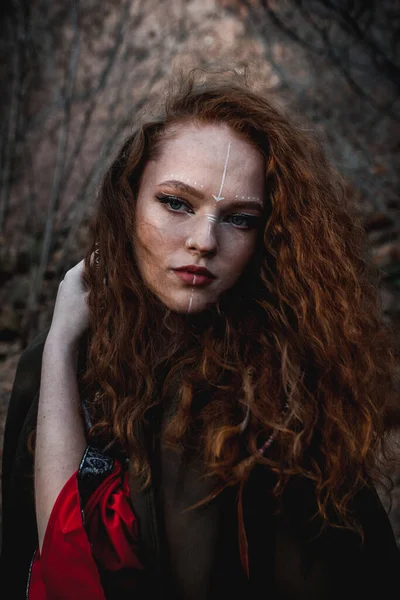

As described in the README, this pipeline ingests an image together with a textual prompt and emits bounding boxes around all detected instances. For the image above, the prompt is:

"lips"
[174,265,216,278]
[173,265,216,286]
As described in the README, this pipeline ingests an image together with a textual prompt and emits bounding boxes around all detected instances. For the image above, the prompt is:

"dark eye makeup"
[156,194,192,213]
[155,194,260,230]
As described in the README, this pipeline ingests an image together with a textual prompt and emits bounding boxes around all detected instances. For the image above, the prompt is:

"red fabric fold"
[28,460,143,599]
[85,460,144,572]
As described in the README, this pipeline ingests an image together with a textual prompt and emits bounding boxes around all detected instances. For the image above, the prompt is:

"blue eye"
[156,195,259,229]
[229,214,259,229]
[156,195,192,212]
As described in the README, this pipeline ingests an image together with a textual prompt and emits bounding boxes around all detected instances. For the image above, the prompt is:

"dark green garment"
[1,328,399,599]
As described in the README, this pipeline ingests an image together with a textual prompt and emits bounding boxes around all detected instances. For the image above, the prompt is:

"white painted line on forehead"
[212,142,231,203]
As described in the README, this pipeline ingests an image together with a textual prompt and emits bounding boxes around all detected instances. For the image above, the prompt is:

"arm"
[34,259,90,552]
[35,338,87,551]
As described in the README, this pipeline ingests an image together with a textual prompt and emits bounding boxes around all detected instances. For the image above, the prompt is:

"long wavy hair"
[81,67,398,569]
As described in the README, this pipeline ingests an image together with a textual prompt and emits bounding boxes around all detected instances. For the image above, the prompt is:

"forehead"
[154,123,265,193]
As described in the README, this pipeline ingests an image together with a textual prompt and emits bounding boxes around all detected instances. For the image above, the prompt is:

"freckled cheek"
[136,218,172,252]
[139,209,189,246]
[135,217,185,283]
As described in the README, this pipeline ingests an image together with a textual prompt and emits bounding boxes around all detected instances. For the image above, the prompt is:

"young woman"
[1,68,399,599]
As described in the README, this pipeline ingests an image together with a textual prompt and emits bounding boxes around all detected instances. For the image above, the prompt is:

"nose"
[186,213,218,256]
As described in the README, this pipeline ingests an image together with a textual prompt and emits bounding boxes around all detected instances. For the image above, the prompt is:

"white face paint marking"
[205,213,217,240]
[166,144,260,313]
[212,142,231,202]
[188,275,196,312]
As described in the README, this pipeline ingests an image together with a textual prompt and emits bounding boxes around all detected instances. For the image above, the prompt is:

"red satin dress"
[28,459,144,599]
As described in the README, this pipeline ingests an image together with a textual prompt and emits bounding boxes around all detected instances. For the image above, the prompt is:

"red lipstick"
[173,265,216,286]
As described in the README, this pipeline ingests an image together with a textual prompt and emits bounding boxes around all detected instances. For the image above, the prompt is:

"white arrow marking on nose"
[212,141,231,202]
[205,214,217,239]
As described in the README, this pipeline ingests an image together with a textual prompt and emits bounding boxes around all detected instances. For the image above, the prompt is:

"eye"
[156,195,193,213]
[229,214,260,229]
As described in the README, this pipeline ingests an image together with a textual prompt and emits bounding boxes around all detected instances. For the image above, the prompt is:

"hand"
[46,258,90,349]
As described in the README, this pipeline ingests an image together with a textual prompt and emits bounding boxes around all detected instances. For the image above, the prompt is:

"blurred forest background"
[0,0,399,546]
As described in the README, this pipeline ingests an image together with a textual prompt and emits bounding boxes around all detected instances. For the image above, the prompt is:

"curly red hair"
[81,67,399,556]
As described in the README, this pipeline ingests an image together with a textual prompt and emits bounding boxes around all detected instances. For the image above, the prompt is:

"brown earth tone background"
[0,0,399,550]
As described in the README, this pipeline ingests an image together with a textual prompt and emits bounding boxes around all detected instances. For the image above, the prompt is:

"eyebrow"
[157,179,264,211]
[158,179,204,199]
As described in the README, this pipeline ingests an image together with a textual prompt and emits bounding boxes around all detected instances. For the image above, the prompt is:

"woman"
[1,68,399,599]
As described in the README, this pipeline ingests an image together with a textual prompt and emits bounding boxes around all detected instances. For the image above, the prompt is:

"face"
[134,122,265,313]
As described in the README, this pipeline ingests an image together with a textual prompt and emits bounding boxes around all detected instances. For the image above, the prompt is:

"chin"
[155,291,217,315]
[168,300,211,315]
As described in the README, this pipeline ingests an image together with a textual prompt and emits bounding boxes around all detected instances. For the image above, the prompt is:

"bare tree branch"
[292,0,400,120]
[232,0,395,211]
[61,61,168,266]
[0,6,23,232]
[239,0,313,97]
[319,0,400,85]
[258,0,324,56]
[23,0,80,335]
[234,1,399,120]
[59,0,133,197]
